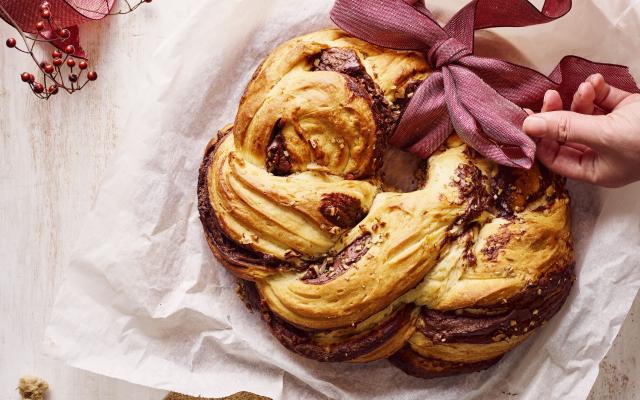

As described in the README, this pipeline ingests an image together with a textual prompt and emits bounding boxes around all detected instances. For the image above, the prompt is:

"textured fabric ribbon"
[0,0,115,58]
[331,0,640,168]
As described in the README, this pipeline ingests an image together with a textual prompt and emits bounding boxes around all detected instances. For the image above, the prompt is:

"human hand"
[522,73,640,188]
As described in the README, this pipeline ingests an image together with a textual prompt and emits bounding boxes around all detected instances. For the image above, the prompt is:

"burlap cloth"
[164,392,269,400]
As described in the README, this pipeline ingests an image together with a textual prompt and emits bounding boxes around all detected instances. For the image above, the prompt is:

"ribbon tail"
[407,117,454,159]
[444,66,535,169]
[390,73,448,146]
[390,73,453,158]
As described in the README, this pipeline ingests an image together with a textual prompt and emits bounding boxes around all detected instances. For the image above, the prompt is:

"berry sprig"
[75,0,152,16]
[2,0,152,100]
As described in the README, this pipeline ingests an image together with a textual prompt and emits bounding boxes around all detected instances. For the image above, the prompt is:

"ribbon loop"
[428,38,471,69]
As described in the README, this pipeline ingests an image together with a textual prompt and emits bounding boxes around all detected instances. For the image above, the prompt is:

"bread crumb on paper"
[18,375,49,400]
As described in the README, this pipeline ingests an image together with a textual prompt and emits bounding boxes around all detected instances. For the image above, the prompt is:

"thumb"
[523,111,611,150]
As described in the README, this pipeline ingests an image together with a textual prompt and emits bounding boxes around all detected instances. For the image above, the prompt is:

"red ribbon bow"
[331,0,640,168]
[0,0,114,58]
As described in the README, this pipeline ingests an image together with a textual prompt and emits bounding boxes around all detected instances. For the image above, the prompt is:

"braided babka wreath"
[197,30,574,378]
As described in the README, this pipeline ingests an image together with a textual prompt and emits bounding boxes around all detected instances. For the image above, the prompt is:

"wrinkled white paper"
[45,1,640,399]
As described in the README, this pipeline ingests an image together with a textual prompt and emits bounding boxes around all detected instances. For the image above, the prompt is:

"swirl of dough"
[234,29,431,178]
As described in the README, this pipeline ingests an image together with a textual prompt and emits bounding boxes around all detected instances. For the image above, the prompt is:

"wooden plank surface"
[0,6,638,400]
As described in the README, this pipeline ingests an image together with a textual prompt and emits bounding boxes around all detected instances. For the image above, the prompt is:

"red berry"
[144,0,152,2]
[33,83,45,94]
[5,38,16,48]
[28,74,35,83]
[52,50,62,58]
[44,64,55,74]
[66,58,76,68]
[87,71,98,81]
[41,9,51,19]
[69,73,78,83]
[57,28,70,39]
[78,60,88,70]
[36,21,46,31]
[48,85,59,95]
[64,44,75,55]
[20,72,31,82]
[53,58,63,67]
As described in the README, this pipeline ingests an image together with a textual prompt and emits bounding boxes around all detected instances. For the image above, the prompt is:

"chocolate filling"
[314,48,396,176]
[480,228,513,261]
[451,164,491,227]
[394,79,423,114]
[301,234,372,284]
[197,129,293,273]
[266,119,292,176]
[390,344,502,378]
[319,192,366,229]
[491,164,566,217]
[239,280,413,362]
[316,47,365,77]
[418,265,575,344]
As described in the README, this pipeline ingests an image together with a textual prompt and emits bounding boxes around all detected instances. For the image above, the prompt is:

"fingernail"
[523,116,548,136]
[578,82,590,96]
[543,90,553,106]
[588,73,603,86]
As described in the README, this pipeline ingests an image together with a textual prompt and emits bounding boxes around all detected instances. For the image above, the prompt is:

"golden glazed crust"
[197,29,575,378]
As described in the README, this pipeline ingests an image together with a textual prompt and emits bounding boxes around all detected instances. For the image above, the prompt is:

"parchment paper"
[44,1,640,399]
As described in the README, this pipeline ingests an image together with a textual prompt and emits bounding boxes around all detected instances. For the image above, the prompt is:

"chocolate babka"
[197,29,574,378]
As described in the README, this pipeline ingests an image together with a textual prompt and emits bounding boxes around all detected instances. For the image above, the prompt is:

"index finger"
[587,73,634,112]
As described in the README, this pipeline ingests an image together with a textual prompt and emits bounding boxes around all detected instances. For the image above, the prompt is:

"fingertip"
[544,89,561,102]
[571,83,585,103]
[575,82,596,101]
[578,82,592,96]
[571,82,596,113]
[542,90,562,112]
[587,73,605,87]
[523,115,549,137]
[543,90,554,104]
[589,73,634,111]
[587,73,610,103]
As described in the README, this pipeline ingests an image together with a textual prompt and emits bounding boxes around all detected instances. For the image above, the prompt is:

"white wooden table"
[0,6,638,400]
